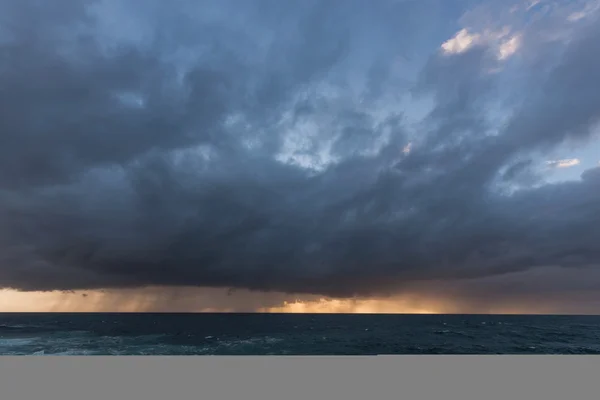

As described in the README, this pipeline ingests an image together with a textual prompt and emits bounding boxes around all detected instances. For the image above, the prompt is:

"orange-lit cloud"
[3,265,600,314]
[259,298,439,314]
[0,288,446,314]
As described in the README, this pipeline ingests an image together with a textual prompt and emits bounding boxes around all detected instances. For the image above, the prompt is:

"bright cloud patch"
[441,29,482,54]
[546,159,582,168]
[441,27,521,61]
[498,34,522,60]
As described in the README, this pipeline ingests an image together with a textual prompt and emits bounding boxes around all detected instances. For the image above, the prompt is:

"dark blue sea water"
[2,313,600,355]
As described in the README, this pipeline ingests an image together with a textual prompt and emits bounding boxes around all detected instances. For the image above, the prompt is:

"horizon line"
[2,311,600,316]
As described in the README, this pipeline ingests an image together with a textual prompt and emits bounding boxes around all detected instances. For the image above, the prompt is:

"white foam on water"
[217,336,283,348]
[0,338,37,347]
[42,350,96,356]
[3,332,284,355]
[0,324,33,329]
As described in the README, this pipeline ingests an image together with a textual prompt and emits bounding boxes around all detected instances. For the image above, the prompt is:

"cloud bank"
[1,0,600,303]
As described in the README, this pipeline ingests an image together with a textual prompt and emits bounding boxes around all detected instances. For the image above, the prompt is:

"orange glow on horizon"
[1,280,600,315]
[0,289,444,314]
[258,298,441,314]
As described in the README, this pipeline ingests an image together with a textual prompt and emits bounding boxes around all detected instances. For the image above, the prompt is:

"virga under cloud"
[0,0,599,303]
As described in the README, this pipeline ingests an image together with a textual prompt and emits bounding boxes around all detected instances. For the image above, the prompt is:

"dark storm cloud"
[1,0,600,299]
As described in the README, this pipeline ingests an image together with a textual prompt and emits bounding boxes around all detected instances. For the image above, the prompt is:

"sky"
[1,0,600,313]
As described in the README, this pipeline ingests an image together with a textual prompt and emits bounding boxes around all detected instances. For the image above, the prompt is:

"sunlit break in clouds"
[546,158,582,168]
[1,0,600,313]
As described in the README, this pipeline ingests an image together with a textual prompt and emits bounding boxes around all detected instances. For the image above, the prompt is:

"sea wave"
[0,337,37,347]
[17,335,284,355]
[4,314,600,355]
[0,324,43,331]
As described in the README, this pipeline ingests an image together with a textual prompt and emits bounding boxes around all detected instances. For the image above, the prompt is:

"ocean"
[1,313,600,355]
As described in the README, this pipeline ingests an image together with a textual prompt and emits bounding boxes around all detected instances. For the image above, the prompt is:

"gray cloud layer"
[1,0,599,299]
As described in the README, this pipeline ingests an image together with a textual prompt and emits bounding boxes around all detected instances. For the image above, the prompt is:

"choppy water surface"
[2,313,600,355]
